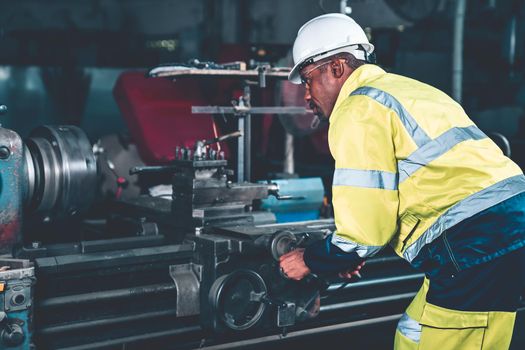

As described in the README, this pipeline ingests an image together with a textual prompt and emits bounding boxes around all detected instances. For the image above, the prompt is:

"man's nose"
[304,86,312,104]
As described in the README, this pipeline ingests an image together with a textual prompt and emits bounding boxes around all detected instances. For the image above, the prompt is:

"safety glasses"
[300,61,331,85]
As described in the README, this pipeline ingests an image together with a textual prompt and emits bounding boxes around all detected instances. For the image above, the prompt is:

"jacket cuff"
[303,236,365,275]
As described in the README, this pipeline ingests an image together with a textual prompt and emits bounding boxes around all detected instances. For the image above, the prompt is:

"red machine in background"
[113,71,233,164]
[112,60,329,184]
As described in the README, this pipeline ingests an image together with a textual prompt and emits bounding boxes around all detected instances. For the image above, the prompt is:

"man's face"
[299,59,342,121]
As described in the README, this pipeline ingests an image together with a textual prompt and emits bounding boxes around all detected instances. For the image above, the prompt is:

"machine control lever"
[267,182,305,201]
[250,291,287,308]
[129,165,179,175]
[202,130,242,146]
[193,130,242,160]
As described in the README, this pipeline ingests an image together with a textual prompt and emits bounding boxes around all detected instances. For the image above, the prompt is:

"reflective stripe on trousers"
[396,313,421,345]
[394,278,428,349]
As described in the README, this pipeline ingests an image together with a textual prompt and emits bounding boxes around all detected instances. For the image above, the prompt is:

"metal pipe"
[35,244,194,274]
[340,0,346,14]
[283,132,294,174]
[196,314,403,350]
[38,309,181,335]
[452,0,467,103]
[245,113,251,182]
[237,115,245,182]
[192,106,310,114]
[509,15,517,71]
[326,273,424,293]
[320,292,417,312]
[38,283,176,308]
[56,326,202,350]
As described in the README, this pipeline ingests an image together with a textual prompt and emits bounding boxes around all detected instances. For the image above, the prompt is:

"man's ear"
[331,59,345,79]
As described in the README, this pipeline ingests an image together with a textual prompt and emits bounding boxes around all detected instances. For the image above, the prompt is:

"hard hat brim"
[288,62,303,85]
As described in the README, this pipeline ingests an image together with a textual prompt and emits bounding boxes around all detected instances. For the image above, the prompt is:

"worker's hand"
[338,260,365,280]
[279,248,311,280]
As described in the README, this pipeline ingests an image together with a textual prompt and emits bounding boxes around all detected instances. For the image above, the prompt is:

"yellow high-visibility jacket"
[329,64,525,263]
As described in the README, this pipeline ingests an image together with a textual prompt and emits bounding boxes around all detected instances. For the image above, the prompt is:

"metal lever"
[202,130,242,146]
[267,182,305,201]
[274,194,306,200]
[250,291,286,308]
[129,165,179,175]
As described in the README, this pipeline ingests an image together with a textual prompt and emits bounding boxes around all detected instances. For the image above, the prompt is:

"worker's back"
[328,64,525,263]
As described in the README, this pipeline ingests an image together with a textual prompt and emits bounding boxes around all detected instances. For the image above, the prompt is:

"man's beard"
[310,101,328,121]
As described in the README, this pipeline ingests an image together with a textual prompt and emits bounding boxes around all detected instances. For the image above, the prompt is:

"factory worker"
[280,13,525,350]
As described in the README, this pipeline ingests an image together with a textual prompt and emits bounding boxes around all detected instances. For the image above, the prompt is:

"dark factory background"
[3,0,525,171]
[1,1,525,350]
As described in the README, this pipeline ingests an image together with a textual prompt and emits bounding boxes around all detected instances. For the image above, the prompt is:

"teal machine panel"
[260,178,325,223]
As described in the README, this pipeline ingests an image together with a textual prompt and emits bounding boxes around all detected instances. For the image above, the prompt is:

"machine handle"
[267,182,306,201]
[129,165,179,175]
[202,130,242,146]
[274,194,306,201]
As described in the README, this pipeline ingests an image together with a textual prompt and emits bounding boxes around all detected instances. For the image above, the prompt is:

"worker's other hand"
[338,260,365,280]
[279,248,311,280]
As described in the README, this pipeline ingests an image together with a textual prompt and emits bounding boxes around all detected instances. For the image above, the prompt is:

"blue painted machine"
[259,178,325,223]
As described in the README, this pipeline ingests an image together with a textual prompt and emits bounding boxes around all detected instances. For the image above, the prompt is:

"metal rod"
[245,113,251,182]
[81,235,165,253]
[38,309,181,335]
[192,106,310,115]
[129,165,181,175]
[320,292,417,312]
[203,130,242,146]
[196,314,403,350]
[148,67,289,79]
[237,115,245,182]
[452,0,467,103]
[284,132,294,174]
[56,326,202,350]
[39,283,176,308]
[326,273,424,293]
[35,244,194,275]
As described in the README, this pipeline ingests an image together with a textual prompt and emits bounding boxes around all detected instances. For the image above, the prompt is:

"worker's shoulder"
[351,71,457,108]
[332,92,391,126]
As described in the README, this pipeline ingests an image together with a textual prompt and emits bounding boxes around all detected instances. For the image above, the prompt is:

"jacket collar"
[330,64,386,122]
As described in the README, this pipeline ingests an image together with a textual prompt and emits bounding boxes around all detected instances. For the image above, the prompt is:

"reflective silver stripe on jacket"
[350,87,431,148]
[398,126,487,182]
[397,313,421,343]
[403,175,525,262]
[333,168,398,190]
[331,233,383,258]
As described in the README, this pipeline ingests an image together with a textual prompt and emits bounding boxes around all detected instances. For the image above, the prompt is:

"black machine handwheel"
[208,270,268,331]
[270,230,298,261]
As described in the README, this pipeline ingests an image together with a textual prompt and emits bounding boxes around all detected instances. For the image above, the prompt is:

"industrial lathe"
[0,121,425,349]
[0,62,520,350]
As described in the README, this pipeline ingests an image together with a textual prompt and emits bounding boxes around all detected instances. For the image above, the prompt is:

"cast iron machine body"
[0,64,434,349]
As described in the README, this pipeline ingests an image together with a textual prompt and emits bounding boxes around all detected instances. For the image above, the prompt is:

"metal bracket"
[169,263,202,317]
[277,301,296,328]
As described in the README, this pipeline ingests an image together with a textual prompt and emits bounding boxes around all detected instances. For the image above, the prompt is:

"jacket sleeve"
[328,95,399,258]
[303,234,364,274]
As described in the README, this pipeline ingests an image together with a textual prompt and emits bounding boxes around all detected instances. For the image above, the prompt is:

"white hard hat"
[288,13,374,84]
